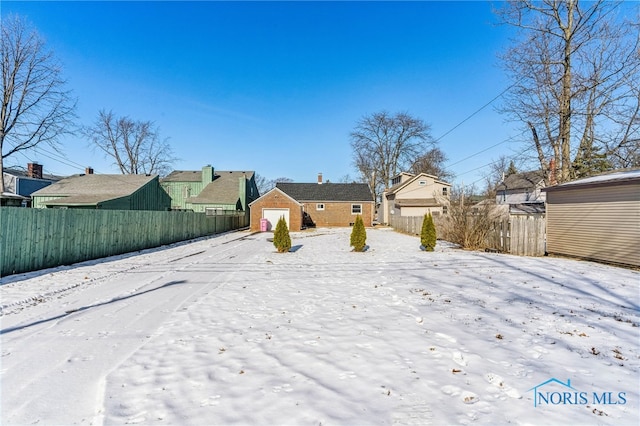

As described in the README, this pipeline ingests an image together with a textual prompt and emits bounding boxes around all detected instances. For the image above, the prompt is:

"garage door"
[262,208,289,231]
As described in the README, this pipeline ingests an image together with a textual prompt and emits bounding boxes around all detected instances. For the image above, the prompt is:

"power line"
[433,79,521,145]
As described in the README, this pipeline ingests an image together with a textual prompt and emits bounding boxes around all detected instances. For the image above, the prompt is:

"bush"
[350,214,367,252]
[420,212,436,251]
[273,216,292,253]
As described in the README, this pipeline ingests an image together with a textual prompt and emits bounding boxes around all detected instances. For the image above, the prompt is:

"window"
[316,203,325,211]
[351,204,362,214]
[442,187,448,196]
[419,180,427,185]
[442,206,448,215]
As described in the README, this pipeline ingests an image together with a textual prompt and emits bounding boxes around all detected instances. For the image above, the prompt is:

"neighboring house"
[542,169,640,267]
[31,171,171,210]
[161,165,259,214]
[2,163,61,207]
[496,170,546,205]
[249,173,374,231]
[381,172,451,225]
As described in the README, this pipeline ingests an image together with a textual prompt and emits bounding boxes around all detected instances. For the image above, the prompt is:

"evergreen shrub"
[273,216,292,253]
[350,214,367,252]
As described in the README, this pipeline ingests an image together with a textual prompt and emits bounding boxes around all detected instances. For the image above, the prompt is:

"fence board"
[1,208,248,276]
[389,214,545,257]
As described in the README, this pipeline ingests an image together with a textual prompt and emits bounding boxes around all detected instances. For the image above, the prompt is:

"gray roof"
[497,171,545,191]
[276,182,373,202]
[31,174,157,204]
[188,171,251,204]
[3,167,62,181]
[394,198,440,207]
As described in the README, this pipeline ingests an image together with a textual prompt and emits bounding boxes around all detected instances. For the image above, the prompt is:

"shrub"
[273,216,291,253]
[350,214,367,252]
[421,212,436,251]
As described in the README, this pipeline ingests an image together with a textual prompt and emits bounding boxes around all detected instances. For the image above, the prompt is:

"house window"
[183,187,191,198]
[419,180,427,185]
[316,203,325,210]
[351,204,362,214]
[442,206,448,215]
[442,187,448,196]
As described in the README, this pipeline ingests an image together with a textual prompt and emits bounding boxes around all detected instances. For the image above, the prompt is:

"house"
[2,163,61,207]
[542,169,640,267]
[249,173,374,231]
[160,165,259,214]
[381,172,451,225]
[31,170,171,210]
[496,170,546,205]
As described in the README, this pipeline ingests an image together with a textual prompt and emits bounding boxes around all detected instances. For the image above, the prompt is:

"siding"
[546,183,640,267]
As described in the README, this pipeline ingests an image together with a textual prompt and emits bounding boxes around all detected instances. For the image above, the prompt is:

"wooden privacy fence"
[486,216,546,256]
[389,214,546,257]
[0,208,248,276]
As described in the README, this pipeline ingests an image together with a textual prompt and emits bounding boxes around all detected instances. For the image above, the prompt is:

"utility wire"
[433,78,521,145]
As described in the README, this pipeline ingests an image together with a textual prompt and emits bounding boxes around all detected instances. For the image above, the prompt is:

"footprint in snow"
[338,371,357,380]
[461,391,479,404]
[485,373,522,399]
[435,332,457,343]
[441,385,461,396]
[452,351,467,366]
[200,395,221,406]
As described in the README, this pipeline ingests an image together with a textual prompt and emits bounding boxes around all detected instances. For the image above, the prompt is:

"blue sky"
[3,1,523,188]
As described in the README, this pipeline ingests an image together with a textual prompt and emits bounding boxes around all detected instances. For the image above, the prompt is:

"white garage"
[262,208,289,231]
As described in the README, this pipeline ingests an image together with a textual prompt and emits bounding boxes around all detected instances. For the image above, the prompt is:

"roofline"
[249,187,303,206]
[386,172,451,194]
[542,176,640,192]
[295,199,375,203]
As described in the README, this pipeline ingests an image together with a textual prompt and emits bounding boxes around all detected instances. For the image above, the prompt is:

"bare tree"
[409,147,453,182]
[0,15,76,192]
[84,110,176,176]
[254,175,293,194]
[350,111,435,202]
[496,0,640,183]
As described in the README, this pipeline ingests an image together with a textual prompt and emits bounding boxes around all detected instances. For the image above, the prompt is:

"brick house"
[249,174,374,231]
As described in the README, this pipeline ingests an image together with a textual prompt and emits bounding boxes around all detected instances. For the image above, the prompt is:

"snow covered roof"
[543,169,640,192]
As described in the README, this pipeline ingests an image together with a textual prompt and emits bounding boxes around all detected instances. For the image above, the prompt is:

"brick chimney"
[549,158,557,185]
[27,163,43,179]
[317,172,323,185]
[85,167,94,175]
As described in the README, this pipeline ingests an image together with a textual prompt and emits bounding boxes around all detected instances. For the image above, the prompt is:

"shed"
[542,169,640,267]
[31,173,171,211]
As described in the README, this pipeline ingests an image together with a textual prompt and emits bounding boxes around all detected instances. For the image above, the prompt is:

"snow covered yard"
[1,227,638,425]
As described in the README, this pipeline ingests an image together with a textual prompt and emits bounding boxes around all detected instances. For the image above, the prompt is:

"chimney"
[202,165,214,185]
[549,158,557,185]
[27,163,43,179]
[85,167,94,175]
[317,172,323,185]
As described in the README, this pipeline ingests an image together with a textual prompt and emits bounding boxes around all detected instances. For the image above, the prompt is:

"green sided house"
[160,165,259,214]
[249,173,374,231]
[31,172,171,210]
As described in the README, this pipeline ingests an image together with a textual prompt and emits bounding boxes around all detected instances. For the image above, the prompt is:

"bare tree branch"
[350,111,435,202]
[0,14,76,192]
[83,110,176,176]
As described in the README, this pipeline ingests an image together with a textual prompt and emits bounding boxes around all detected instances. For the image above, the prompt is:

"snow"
[1,227,638,425]
[547,169,640,188]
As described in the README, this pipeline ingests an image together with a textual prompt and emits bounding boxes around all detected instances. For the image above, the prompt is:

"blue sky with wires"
[3,1,527,187]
